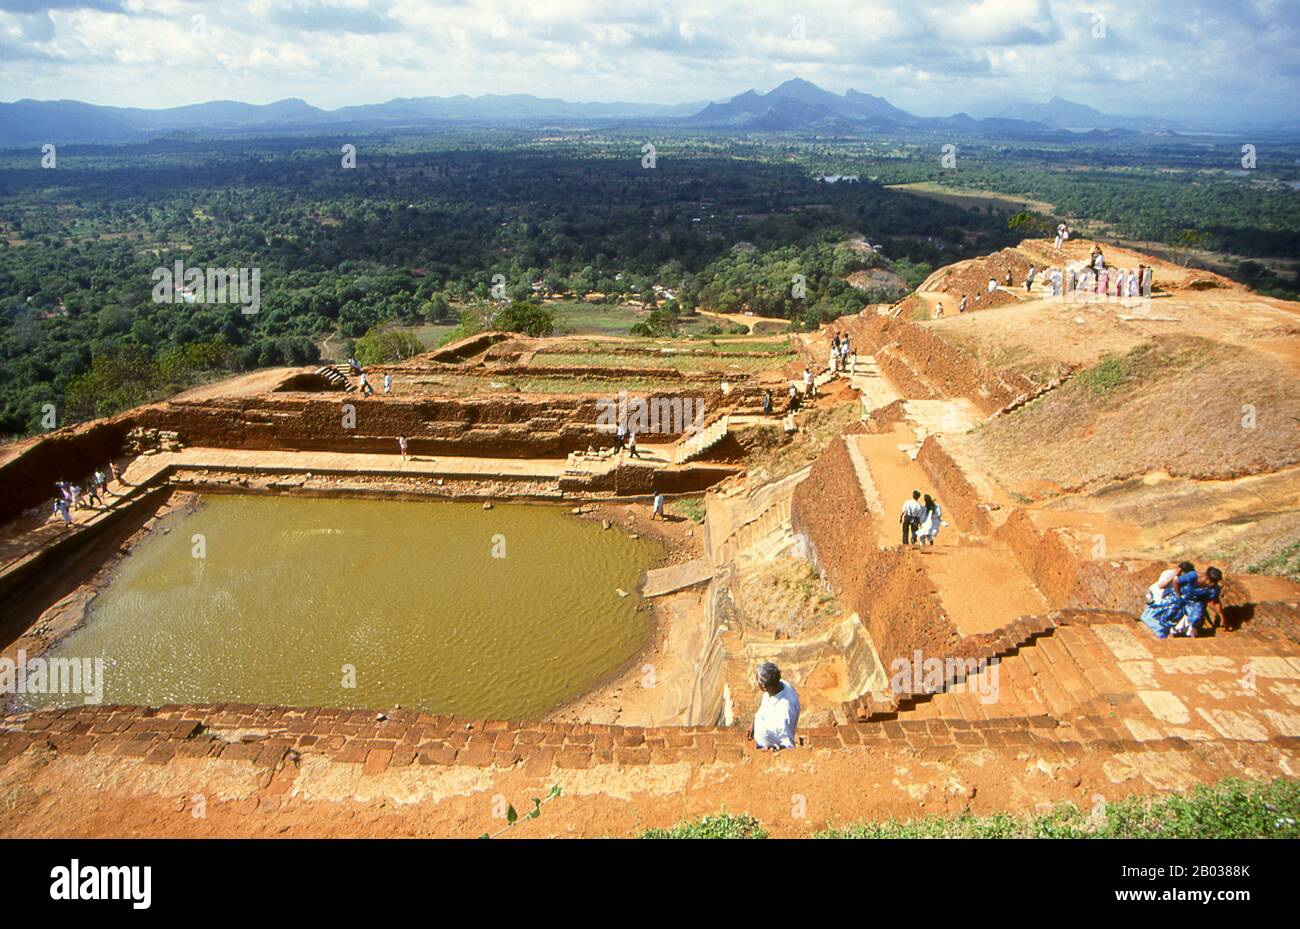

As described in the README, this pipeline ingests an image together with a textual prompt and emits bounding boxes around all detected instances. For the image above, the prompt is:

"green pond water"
[25,495,661,719]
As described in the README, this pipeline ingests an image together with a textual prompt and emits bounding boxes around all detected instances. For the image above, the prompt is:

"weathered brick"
[333,742,370,765]
[144,743,176,765]
[458,744,495,767]
[554,749,593,770]
[520,748,555,777]
[362,749,392,776]
[417,745,458,766]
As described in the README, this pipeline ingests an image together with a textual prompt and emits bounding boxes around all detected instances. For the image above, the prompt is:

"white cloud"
[0,0,1293,126]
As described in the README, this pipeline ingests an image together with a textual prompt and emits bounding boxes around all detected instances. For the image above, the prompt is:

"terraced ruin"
[1,238,1298,838]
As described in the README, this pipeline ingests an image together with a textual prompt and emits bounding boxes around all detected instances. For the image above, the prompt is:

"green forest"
[1,128,1297,437]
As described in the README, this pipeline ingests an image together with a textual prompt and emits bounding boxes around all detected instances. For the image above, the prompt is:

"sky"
[1,0,1298,126]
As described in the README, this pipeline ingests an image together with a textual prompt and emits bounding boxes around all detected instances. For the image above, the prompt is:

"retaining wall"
[790,436,961,687]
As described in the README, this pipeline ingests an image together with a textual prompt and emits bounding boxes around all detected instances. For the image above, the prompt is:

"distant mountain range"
[964,96,1181,132]
[0,94,705,145]
[0,78,1194,145]
[686,78,1170,135]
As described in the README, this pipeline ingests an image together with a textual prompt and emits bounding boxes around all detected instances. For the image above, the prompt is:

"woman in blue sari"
[1172,568,1225,636]
[1140,566,1224,637]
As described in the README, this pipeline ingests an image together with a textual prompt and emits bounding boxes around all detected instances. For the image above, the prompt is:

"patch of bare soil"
[968,337,1300,495]
[742,393,860,487]
[931,297,1147,383]
[917,247,1033,311]
[732,556,843,637]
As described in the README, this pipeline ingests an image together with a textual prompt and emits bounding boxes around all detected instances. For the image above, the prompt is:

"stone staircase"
[671,415,730,465]
[851,616,1300,750]
[905,625,1124,724]
[316,365,356,392]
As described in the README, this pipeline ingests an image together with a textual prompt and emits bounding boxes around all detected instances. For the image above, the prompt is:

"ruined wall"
[0,385,749,521]
[130,389,744,458]
[995,509,1150,611]
[916,436,992,535]
[806,310,1037,415]
[790,436,960,687]
[0,417,133,524]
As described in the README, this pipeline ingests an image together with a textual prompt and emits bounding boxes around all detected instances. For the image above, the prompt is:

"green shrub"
[641,813,767,839]
[816,779,1300,839]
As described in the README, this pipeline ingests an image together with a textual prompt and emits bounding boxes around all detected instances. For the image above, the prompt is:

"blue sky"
[1,0,1297,126]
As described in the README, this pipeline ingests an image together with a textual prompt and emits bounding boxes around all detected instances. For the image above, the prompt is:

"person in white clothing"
[919,494,944,546]
[747,662,800,750]
[900,490,926,545]
[1147,561,1195,604]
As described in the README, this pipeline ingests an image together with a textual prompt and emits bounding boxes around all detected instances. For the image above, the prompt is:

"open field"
[887,181,1055,214]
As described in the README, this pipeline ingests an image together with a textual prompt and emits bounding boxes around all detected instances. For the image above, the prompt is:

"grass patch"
[1075,354,1130,394]
[1072,340,1207,396]
[669,497,706,524]
[641,812,767,839]
[815,779,1300,839]
[1247,541,1300,583]
[532,351,791,373]
[551,302,646,337]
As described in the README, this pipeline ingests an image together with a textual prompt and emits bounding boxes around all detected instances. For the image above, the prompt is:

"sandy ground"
[2,719,1294,839]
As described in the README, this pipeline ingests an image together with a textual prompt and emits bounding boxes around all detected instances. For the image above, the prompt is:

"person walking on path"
[900,490,926,546]
[650,492,665,521]
[358,371,374,396]
[53,496,72,527]
[398,435,409,461]
[627,431,642,459]
[919,494,944,546]
[383,373,393,394]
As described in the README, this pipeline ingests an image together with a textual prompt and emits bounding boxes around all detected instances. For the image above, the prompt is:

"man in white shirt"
[747,662,800,751]
[900,490,925,545]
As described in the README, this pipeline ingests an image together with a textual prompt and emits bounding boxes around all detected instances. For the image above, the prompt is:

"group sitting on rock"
[1140,561,1226,638]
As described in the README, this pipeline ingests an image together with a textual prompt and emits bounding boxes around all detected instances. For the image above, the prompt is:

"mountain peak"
[772,77,820,91]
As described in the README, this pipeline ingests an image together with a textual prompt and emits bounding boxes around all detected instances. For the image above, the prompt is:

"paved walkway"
[910,622,1300,745]
[156,447,570,481]
[0,460,168,576]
